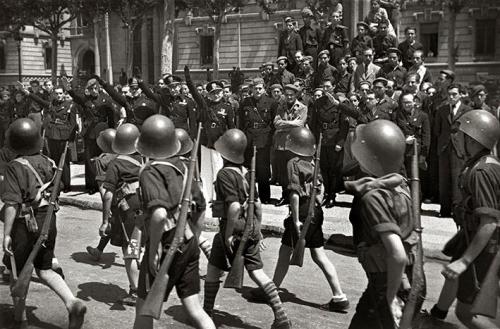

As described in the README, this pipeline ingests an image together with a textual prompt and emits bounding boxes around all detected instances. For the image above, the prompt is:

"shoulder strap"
[116,154,142,167]
[225,166,250,198]
[12,157,52,203]
[150,160,189,205]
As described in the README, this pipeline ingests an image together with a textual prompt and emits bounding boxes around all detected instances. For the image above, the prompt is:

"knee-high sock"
[203,281,220,315]
[262,282,288,322]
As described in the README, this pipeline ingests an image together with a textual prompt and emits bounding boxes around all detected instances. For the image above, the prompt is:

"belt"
[321,122,337,130]
[52,118,67,125]
[252,122,268,129]
[305,44,318,48]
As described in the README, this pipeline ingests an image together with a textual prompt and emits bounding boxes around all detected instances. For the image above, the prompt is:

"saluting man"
[239,78,276,204]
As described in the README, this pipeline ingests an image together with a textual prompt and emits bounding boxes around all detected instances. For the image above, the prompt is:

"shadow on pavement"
[413,311,460,329]
[0,303,61,329]
[71,251,123,269]
[277,288,347,313]
[325,234,357,257]
[164,305,261,329]
[76,282,127,311]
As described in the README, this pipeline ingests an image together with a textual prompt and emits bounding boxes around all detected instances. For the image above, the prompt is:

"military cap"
[252,78,265,86]
[206,80,224,93]
[166,75,182,86]
[86,78,98,89]
[373,77,389,86]
[313,88,324,94]
[277,56,288,63]
[387,47,401,57]
[270,84,283,91]
[301,7,314,17]
[263,61,274,68]
[440,69,455,81]
[284,84,300,93]
[220,79,231,88]
[356,22,369,29]
[318,49,330,58]
[128,77,139,87]
[347,56,357,63]
[284,16,294,23]
[301,56,314,63]
[470,84,487,97]
[359,80,372,88]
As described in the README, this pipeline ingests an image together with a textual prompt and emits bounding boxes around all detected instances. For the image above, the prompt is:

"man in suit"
[398,27,424,70]
[350,48,381,93]
[434,84,471,217]
[408,50,432,91]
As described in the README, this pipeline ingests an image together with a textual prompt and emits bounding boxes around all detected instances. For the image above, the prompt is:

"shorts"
[2,208,56,271]
[281,211,324,249]
[457,251,499,304]
[137,232,200,301]
[110,195,140,247]
[209,232,263,272]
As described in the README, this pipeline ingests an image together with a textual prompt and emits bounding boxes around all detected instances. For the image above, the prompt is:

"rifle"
[399,140,426,329]
[290,133,322,267]
[471,237,500,318]
[139,123,202,319]
[224,145,257,289]
[11,141,69,298]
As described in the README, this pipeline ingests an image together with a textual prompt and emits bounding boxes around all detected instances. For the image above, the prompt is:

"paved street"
[1,164,495,328]
[0,204,476,329]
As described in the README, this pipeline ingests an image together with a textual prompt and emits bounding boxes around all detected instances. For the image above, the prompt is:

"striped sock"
[203,281,220,316]
[262,282,288,323]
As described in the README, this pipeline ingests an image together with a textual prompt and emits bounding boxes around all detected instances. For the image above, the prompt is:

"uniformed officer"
[376,48,407,91]
[203,129,292,329]
[441,110,500,329]
[2,118,86,328]
[346,119,414,329]
[393,92,431,178]
[62,77,117,194]
[310,89,348,207]
[100,123,143,306]
[133,115,215,329]
[296,56,315,94]
[26,86,77,191]
[272,84,308,206]
[184,66,236,202]
[321,11,349,67]
[239,78,276,203]
[470,85,493,114]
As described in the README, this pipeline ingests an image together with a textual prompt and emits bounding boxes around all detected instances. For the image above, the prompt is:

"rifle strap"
[225,167,249,198]
[116,154,142,167]
[13,158,52,205]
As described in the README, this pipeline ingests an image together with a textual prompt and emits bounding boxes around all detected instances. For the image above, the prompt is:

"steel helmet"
[97,128,116,153]
[455,110,500,150]
[112,123,140,155]
[133,98,157,124]
[136,114,180,159]
[214,129,247,164]
[6,118,42,155]
[352,120,405,177]
[175,128,194,156]
[285,127,316,156]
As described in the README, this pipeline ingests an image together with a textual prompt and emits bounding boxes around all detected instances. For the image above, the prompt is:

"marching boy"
[133,115,215,329]
[203,128,292,329]
[2,118,86,328]
[249,127,349,311]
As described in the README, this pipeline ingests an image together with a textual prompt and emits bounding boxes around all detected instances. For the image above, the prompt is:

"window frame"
[419,21,439,62]
[199,33,214,68]
[43,42,52,70]
[474,18,496,60]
